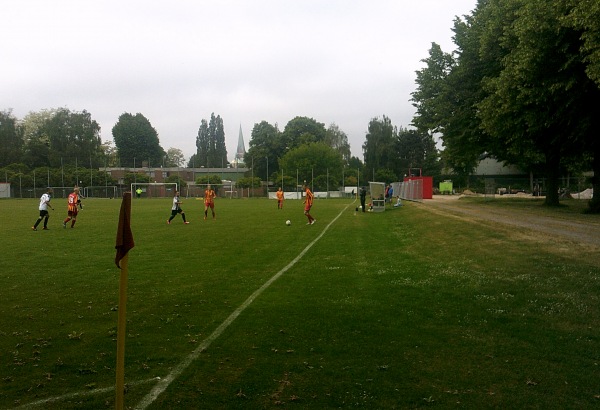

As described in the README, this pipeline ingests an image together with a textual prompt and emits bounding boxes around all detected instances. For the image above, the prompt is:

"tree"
[195,113,228,168]
[21,109,57,168]
[477,0,600,206]
[567,0,600,87]
[100,140,119,168]
[195,174,222,185]
[44,108,103,168]
[112,113,165,167]
[245,121,281,180]
[411,43,455,137]
[164,147,186,167]
[362,116,397,180]
[278,143,344,189]
[395,127,440,178]
[324,123,351,164]
[0,110,24,167]
[281,116,327,150]
[565,0,600,212]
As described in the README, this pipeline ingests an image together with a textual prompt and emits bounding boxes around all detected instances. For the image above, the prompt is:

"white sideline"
[12,377,158,409]
[135,204,350,409]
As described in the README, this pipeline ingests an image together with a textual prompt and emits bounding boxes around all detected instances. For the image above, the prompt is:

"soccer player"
[276,187,284,209]
[167,191,189,224]
[32,187,54,230]
[204,184,216,220]
[63,186,82,228]
[303,183,316,225]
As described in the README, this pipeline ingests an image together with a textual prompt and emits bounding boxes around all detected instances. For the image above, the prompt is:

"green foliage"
[235,176,261,188]
[44,108,104,168]
[0,164,114,190]
[195,174,222,185]
[245,121,281,180]
[165,174,187,188]
[112,112,165,168]
[281,116,327,150]
[195,113,227,168]
[123,171,150,186]
[279,142,344,187]
[362,116,397,175]
[413,0,600,210]
[0,110,24,167]
[164,147,186,167]
[324,123,351,164]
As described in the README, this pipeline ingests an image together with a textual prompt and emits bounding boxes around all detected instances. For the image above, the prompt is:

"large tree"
[565,0,600,212]
[112,113,165,168]
[245,121,281,181]
[324,123,351,164]
[477,0,600,206]
[278,142,344,190]
[412,0,600,209]
[0,110,24,167]
[362,116,397,180]
[21,109,57,168]
[395,127,439,178]
[164,147,186,167]
[195,113,227,168]
[44,108,103,168]
[281,116,327,151]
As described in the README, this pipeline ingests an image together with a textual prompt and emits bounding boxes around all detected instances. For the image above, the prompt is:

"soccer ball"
[286,220,291,226]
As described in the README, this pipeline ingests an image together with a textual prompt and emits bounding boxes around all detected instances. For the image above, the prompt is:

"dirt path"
[416,195,600,248]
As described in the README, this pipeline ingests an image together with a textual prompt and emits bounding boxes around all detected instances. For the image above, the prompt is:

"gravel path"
[417,195,600,247]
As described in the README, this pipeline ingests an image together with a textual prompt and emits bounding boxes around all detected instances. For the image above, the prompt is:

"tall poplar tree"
[195,113,227,168]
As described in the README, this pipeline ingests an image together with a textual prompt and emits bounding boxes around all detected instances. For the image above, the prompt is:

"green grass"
[1,197,599,409]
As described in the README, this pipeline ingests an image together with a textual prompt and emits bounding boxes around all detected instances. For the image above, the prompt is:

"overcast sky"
[3,0,476,162]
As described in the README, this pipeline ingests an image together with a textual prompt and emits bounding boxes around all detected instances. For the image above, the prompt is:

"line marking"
[12,377,159,410]
[135,204,350,409]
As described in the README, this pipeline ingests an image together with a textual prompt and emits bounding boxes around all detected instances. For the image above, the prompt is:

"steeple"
[235,124,246,162]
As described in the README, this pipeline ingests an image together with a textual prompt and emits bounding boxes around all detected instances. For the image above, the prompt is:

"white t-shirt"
[171,195,180,211]
[39,193,51,211]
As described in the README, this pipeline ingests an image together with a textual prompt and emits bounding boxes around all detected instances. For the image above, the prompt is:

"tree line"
[411,0,600,211]
[1,107,442,192]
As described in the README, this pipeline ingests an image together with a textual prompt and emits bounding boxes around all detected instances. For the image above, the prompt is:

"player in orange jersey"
[276,187,284,209]
[303,182,315,225]
[63,186,82,228]
[204,184,216,220]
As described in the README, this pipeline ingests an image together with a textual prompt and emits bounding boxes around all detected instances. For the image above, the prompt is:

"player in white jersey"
[32,187,54,231]
[167,191,189,224]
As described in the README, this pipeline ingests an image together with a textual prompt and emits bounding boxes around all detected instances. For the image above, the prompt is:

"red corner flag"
[115,192,135,269]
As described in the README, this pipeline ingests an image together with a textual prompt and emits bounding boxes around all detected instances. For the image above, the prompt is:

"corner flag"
[114,192,134,409]
[115,192,134,269]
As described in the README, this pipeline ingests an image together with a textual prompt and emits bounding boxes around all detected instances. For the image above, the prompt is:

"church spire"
[235,124,246,161]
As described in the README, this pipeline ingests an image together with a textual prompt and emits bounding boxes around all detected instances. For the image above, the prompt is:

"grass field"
[1,196,599,409]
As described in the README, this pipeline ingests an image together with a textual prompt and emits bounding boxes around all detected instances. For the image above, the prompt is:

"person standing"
[136,187,142,198]
[32,187,54,231]
[167,190,189,224]
[359,186,367,213]
[63,186,82,228]
[204,184,216,220]
[276,187,284,209]
[303,183,315,225]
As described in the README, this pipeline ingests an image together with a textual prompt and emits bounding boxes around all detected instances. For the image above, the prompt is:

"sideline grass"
[1,197,599,409]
